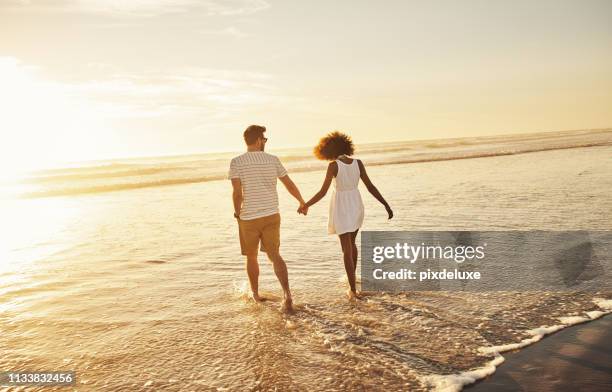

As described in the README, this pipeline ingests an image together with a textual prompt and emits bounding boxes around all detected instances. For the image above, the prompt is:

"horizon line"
[21,126,612,173]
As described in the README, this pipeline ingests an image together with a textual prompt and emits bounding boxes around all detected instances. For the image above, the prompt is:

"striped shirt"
[228,151,288,220]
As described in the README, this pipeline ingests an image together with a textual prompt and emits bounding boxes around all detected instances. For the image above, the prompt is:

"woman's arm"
[357,160,393,219]
[304,162,337,209]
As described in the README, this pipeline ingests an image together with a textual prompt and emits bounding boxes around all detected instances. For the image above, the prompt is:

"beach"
[1,130,611,391]
[468,314,612,392]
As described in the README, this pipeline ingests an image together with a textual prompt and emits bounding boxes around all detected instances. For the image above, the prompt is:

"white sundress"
[328,157,365,235]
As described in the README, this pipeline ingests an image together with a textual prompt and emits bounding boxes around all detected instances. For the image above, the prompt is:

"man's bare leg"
[246,253,263,301]
[266,251,293,312]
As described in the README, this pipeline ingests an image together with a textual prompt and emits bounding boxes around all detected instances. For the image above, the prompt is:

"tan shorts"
[238,213,281,256]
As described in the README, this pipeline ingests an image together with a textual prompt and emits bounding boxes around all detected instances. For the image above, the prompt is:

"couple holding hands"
[229,125,392,312]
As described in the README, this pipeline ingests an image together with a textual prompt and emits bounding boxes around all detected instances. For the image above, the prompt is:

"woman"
[300,131,393,299]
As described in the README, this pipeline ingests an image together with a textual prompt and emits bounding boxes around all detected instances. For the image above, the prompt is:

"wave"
[262,290,612,391]
[423,297,612,391]
[9,128,612,198]
[22,166,191,183]
[20,175,226,198]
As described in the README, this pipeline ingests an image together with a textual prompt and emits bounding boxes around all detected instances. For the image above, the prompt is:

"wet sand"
[468,314,612,392]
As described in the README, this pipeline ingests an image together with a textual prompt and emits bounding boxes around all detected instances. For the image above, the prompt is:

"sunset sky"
[1,0,611,172]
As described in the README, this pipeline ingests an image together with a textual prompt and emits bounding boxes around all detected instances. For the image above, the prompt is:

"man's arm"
[231,178,243,218]
[279,175,305,206]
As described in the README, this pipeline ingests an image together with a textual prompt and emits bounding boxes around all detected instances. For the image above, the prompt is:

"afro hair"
[313,131,355,161]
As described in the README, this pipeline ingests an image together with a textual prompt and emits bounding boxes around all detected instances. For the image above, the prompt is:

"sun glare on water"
[0,196,87,281]
[0,58,104,280]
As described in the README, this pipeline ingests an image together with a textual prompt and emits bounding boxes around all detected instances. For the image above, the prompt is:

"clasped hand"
[297,202,308,215]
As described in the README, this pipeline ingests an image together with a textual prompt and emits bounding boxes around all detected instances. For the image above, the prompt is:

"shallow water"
[1,132,611,391]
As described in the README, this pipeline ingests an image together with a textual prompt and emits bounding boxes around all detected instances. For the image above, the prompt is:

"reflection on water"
[0,197,88,281]
[1,140,611,391]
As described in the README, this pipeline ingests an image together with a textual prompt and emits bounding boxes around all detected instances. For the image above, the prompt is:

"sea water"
[0,129,611,391]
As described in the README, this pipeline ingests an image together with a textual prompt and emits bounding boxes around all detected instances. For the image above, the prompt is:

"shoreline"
[423,298,612,392]
[466,313,612,392]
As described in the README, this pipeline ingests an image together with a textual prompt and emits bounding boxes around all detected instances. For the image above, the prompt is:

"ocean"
[1,129,611,391]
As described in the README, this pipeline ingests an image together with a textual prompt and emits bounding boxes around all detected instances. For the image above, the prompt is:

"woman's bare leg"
[339,233,357,296]
[351,229,359,276]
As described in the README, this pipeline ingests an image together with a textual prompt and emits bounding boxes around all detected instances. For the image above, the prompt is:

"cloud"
[1,0,270,17]
[0,56,291,167]
[71,67,278,118]
[0,56,282,125]
[200,26,248,38]
[12,64,284,131]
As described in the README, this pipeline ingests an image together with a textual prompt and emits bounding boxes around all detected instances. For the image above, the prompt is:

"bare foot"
[346,290,360,301]
[281,297,294,313]
[252,293,267,302]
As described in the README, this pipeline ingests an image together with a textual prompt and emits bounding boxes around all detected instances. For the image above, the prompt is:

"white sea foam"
[425,297,611,391]
[479,298,611,355]
[593,297,612,310]
[232,280,249,296]
[586,310,606,319]
[423,354,504,392]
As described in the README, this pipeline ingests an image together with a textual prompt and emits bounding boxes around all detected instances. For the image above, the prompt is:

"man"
[228,125,306,312]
